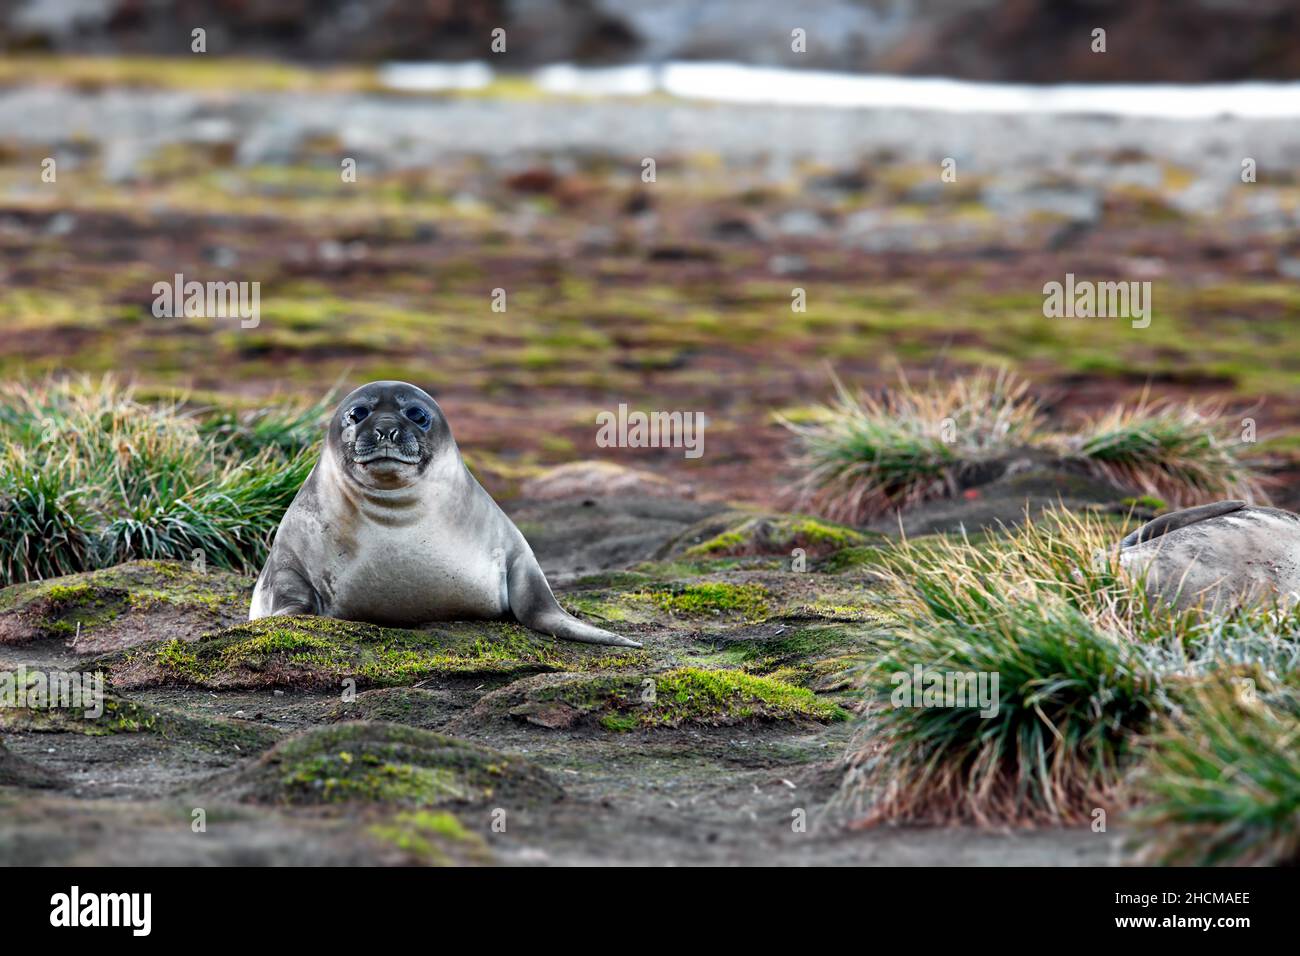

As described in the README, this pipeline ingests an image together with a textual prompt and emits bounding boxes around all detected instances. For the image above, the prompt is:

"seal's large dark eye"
[404,406,431,429]
[347,405,370,423]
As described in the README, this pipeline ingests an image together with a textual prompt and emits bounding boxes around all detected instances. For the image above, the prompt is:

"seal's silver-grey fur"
[250,381,641,647]
[1118,500,1300,612]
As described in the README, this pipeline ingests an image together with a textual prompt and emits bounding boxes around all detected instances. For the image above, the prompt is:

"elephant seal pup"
[1118,500,1300,613]
[250,381,641,647]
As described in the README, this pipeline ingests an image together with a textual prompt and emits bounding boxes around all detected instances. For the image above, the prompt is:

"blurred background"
[2,0,1299,507]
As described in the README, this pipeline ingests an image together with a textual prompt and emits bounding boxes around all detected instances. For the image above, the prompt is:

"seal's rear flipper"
[1120,499,1247,549]
[507,556,643,648]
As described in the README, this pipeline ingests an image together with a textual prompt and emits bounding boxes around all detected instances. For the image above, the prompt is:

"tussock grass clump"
[844,507,1180,825]
[879,506,1176,640]
[96,449,314,570]
[862,601,1158,825]
[783,370,1265,522]
[1075,396,1264,508]
[0,377,324,585]
[197,391,334,458]
[1131,682,1300,866]
[0,455,94,582]
[781,369,1042,523]
[845,505,1300,835]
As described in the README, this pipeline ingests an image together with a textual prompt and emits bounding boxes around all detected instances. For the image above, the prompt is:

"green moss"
[790,599,885,622]
[286,752,468,803]
[0,690,155,736]
[516,666,845,730]
[633,667,846,727]
[367,810,490,866]
[738,626,852,663]
[686,531,747,555]
[703,624,875,688]
[785,518,870,548]
[118,616,586,689]
[42,584,94,602]
[681,513,874,558]
[599,713,641,732]
[636,583,771,620]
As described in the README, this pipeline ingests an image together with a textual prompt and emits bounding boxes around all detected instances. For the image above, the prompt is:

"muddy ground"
[0,487,1129,866]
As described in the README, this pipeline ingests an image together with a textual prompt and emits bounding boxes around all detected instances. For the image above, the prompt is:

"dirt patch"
[0,738,65,789]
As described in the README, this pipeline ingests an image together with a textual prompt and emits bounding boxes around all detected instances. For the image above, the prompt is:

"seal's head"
[328,381,452,490]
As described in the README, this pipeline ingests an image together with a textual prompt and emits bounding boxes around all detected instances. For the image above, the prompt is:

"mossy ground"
[488,666,847,731]
[0,560,251,648]
[107,614,645,690]
[677,512,881,558]
[0,505,1135,863]
[562,561,888,634]
[695,623,879,690]
[224,721,560,809]
[0,686,282,750]
[638,582,773,620]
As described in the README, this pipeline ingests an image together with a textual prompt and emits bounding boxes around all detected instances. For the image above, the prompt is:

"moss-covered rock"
[633,582,771,620]
[105,615,646,691]
[0,560,251,652]
[664,510,881,561]
[220,721,561,808]
[466,667,847,732]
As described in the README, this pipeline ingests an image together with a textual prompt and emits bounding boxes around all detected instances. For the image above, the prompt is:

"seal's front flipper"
[507,556,643,648]
[250,564,322,620]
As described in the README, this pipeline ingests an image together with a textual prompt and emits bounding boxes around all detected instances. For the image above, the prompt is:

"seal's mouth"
[352,437,422,465]
[353,448,421,465]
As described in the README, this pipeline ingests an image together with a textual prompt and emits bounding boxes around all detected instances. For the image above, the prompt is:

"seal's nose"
[373,426,401,443]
